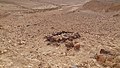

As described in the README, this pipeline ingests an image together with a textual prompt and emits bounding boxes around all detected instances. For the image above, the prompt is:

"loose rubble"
[44,31,80,42]
[44,31,81,50]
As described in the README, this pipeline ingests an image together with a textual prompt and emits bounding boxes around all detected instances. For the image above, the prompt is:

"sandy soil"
[83,0,120,12]
[0,0,120,68]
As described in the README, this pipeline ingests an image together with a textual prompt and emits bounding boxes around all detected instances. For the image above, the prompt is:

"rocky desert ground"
[0,0,120,68]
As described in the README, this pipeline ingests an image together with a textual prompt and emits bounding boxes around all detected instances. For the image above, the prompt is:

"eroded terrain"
[0,0,120,68]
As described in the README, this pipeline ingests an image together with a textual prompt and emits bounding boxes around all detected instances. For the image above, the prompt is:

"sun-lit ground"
[0,0,120,68]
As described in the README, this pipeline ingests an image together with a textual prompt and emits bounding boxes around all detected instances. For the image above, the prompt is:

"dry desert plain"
[0,0,120,68]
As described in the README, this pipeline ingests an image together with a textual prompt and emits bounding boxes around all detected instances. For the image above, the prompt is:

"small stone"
[95,54,106,63]
[113,63,120,68]
[68,37,74,41]
[61,52,67,56]
[100,49,111,55]
[26,24,30,27]
[45,35,55,42]
[74,43,80,50]
[44,64,51,68]
[113,14,120,17]
[47,42,52,45]
[0,50,2,54]
[73,32,81,39]
[0,25,3,29]
[51,27,54,29]
[18,40,26,45]
[65,41,74,48]
[0,49,8,55]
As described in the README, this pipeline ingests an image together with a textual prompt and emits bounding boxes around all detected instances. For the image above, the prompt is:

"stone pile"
[44,31,81,50]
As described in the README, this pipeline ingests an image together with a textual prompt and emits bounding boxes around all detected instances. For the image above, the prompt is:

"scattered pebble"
[0,49,8,55]
[17,40,26,45]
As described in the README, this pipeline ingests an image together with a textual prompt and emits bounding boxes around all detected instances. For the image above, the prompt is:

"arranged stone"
[44,31,82,51]
[44,31,80,43]
[44,31,81,50]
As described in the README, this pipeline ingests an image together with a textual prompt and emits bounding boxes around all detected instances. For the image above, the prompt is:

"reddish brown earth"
[0,0,120,68]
